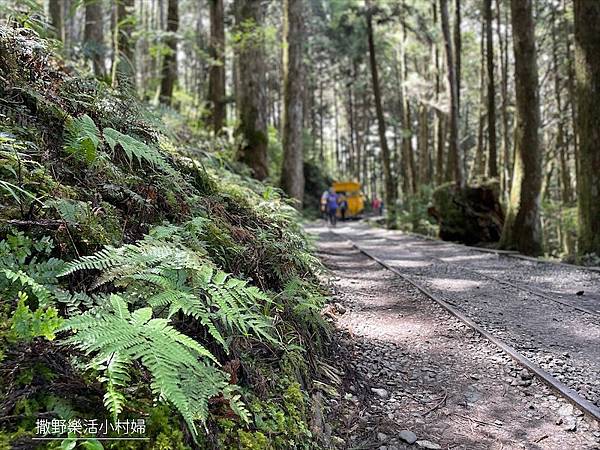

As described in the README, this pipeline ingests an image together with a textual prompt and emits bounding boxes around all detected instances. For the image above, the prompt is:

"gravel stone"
[399,429,418,444]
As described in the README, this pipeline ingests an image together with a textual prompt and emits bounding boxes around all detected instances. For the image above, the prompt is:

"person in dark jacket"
[325,188,338,227]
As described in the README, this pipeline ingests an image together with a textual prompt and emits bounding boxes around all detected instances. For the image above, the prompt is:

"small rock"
[557,404,574,417]
[520,369,533,380]
[377,432,389,442]
[331,436,345,447]
[334,302,347,314]
[399,430,418,444]
[416,440,442,449]
[371,387,389,399]
[576,290,584,296]
[562,416,577,432]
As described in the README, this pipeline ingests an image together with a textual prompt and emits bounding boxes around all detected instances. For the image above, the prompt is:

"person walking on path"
[326,187,339,227]
[320,190,328,220]
[339,193,348,221]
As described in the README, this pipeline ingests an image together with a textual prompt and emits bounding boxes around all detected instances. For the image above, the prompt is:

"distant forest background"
[2,0,599,261]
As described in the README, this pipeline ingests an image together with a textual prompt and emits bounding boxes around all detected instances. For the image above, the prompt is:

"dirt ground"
[310,226,600,450]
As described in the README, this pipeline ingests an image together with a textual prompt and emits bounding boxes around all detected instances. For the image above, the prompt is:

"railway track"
[331,230,600,424]
[384,235,600,318]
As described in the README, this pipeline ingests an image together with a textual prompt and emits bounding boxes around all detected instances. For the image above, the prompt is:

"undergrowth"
[0,25,332,449]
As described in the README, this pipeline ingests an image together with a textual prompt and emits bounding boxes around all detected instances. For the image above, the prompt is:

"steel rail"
[334,232,600,423]
[386,237,600,318]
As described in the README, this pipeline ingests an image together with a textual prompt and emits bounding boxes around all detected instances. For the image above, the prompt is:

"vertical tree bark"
[440,0,463,186]
[433,2,446,186]
[84,0,106,77]
[366,4,397,227]
[453,0,462,112]
[485,0,498,178]
[474,18,486,179]
[500,0,543,256]
[280,0,305,203]
[496,0,511,199]
[417,104,430,185]
[49,0,64,42]
[208,0,226,133]
[234,0,269,180]
[159,0,178,105]
[574,0,600,256]
[551,8,572,205]
[112,0,136,88]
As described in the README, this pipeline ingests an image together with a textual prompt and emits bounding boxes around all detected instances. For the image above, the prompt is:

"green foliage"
[103,127,171,172]
[0,24,331,449]
[10,291,63,341]
[0,135,44,207]
[64,114,100,163]
[0,232,65,308]
[62,294,229,438]
[398,184,439,236]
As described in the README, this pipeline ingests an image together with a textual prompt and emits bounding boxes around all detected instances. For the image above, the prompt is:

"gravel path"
[308,224,600,449]
[326,222,600,411]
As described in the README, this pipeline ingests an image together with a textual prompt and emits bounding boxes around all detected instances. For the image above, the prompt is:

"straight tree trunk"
[496,0,511,199]
[500,0,543,256]
[280,0,305,203]
[474,18,486,179]
[112,0,135,88]
[574,0,600,256]
[49,0,64,42]
[234,0,269,180]
[84,0,106,77]
[551,8,572,205]
[453,0,462,112]
[418,104,430,185]
[366,5,397,227]
[440,0,463,186]
[159,0,178,105]
[208,0,226,133]
[485,0,498,178]
[433,2,446,186]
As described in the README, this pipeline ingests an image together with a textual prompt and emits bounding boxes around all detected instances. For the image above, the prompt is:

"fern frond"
[64,114,100,163]
[103,127,171,172]
[62,294,228,438]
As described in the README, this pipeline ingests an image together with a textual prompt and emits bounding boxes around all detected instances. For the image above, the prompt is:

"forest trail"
[307,223,600,449]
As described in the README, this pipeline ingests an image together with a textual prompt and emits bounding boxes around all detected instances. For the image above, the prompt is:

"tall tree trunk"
[208,0,226,133]
[485,0,498,178]
[418,104,430,185]
[366,5,396,227]
[574,0,600,256]
[49,0,64,42]
[234,0,269,180]
[433,2,446,185]
[500,0,543,256]
[496,0,511,199]
[280,0,305,203]
[551,8,572,205]
[440,0,463,186]
[453,0,462,113]
[84,0,106,78]
[474,18,486,179]
[159,0,178,105]
[112,0,136,89]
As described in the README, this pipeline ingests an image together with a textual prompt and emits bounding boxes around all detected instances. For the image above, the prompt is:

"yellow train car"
[333,181,365,218]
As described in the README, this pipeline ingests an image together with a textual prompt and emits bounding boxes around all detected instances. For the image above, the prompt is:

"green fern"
[61,295,228,437]
[103,127,170,171]
[95,352,131,422]
[64,114,100,163]
[60,239,279,347]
